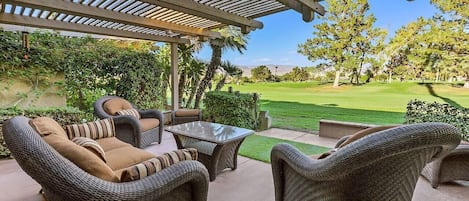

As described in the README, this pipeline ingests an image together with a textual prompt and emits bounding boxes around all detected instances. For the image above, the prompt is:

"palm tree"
[215,60,242,91]
[194,26,248,108]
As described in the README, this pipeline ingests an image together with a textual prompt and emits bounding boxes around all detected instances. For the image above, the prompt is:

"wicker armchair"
[271,123,461,201]
[3,116,209,201]
[94,96,164,147]
[421,143,469,188]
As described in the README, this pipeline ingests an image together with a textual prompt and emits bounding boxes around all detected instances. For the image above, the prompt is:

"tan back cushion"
[43,135,119,182]
[29,117,68,139]
[120,148,198,182]
[338,125,398,148]
[316,125,398,159]
[103,98,133,115]
[66,118,116,140]
[175,109,200,117]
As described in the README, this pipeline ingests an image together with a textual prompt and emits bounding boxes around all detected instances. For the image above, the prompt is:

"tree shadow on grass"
[421,83,464,109]
[260,100,404,132]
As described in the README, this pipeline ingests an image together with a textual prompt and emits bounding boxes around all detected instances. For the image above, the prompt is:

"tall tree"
[430,0,469,87]
[251,65,273,82]
[298,0,386,87]
[194,26,248,108]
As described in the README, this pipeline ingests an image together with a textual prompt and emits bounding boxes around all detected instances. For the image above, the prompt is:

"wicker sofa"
[94,96,164,147]
[271,123,461,201]
[3,116,209,201]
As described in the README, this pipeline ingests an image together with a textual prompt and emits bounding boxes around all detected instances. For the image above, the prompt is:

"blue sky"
[195,0,441,67]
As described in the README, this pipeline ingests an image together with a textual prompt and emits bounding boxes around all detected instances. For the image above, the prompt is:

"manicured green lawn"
[238,135,330,163]
[226,81,469,132]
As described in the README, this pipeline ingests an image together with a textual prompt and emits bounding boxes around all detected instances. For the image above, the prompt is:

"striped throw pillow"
[121,148,198,182]
[72,137,107,162]
[66,118,116,140]
[116,108,141,119]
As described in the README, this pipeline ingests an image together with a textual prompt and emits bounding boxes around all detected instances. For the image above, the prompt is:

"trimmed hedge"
[203,91,260,129]
[405,99,469,141]
[0,107,93,158]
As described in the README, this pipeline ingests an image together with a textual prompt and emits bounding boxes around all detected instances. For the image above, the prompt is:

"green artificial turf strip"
[238,134,330,163]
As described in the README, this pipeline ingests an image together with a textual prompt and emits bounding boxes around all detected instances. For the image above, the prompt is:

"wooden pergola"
[0,0,325,110]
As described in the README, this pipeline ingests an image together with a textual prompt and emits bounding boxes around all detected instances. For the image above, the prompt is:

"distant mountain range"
[236,65,296,77]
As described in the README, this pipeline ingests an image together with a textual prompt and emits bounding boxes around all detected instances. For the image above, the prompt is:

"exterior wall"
[0,73,66,108]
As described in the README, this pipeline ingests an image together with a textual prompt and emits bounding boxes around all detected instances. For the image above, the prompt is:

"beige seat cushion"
[103,98,133,115]
[96,137,133,151]
[105,146,155,170]
[175,109,200,117]
[29,117,68,139]
[42,135,120,182]
[139,118,160,132]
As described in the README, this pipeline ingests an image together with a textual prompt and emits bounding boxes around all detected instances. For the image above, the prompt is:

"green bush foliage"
[0,30,164,111]
[203,91,260,129]
[0,107,91,158]
[405,99,469,141]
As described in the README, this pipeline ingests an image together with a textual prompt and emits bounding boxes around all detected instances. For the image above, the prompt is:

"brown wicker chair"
[271,123,461,201]
[3,116,209,201]
[421,143,469,188]
[94,96,164,147]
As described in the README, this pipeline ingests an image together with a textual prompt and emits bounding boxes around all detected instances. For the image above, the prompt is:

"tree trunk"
[435,69,440,82]
[215,73,227,91]
[388,70,392,83]
[160,80,169,109]
[194,42,222,108]
[178,69,186,106]
[185,79,200,108]
[333,70,341,87]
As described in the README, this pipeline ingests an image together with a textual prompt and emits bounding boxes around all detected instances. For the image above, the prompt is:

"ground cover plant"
[238,134,330,163]
[226,82,469,132]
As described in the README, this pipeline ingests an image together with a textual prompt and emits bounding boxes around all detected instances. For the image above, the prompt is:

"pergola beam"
[0,13,189,43]
[277,0,325,22]
[143,0,264,33]
[5,0,220,38]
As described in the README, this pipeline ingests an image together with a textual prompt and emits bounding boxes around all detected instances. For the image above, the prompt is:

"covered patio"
[1,1,468,201]
[1,128,468,201]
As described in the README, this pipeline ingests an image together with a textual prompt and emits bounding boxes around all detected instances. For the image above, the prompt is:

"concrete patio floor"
[1,128,468,201]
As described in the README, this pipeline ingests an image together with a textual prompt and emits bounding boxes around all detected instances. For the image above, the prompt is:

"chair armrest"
[139,109,164,123]
[47,160,209,201]
[112,116,142,147]
[335,135,349,148]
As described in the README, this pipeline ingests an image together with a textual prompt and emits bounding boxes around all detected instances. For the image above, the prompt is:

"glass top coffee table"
[165,121,254,181]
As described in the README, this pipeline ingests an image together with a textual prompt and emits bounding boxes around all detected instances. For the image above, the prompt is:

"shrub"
[203,91,260,129]
[0,107,92,158]
[405,99,469,141]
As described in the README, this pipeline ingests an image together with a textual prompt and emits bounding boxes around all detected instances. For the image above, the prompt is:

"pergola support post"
[170,42,179,111]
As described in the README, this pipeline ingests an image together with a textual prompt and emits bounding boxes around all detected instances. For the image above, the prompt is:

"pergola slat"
[7,0,220,38]
[0,13,189,43]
